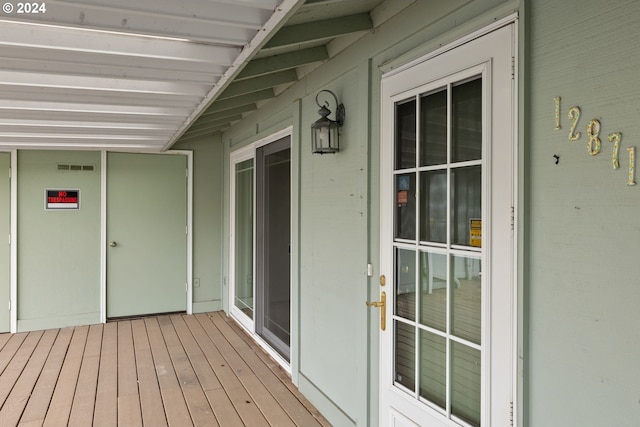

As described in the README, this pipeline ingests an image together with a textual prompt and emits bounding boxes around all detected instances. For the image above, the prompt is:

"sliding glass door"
[256,137,291,361]
[230,135,291,363]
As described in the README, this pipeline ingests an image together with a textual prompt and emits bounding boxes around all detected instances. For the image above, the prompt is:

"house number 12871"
[554,96,635,186]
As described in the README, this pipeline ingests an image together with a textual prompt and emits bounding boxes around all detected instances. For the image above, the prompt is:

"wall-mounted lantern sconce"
[311,89,345,154]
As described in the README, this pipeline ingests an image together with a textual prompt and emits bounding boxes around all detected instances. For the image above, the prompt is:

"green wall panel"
[528,1,640,425]
[17,151,101,331]
[174,134,224,311]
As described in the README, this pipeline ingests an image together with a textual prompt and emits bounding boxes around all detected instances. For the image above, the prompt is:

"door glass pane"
[451,342,481,427]
[419,251,446,332]
[395,248,416,321]
[419,330,446,409]
[234,159,254,319]
[395,173,416,240]
[420,89,447,166]
[452,78,482,162]
[451,255,481,345]
[395,321,415,392]
[259,146,291,359]
[419,170,446,243]
[392,74,484,425]
[451,166,481,247]
[395,99,417,169]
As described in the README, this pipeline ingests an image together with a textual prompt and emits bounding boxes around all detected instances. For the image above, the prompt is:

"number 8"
[586,119,601,156]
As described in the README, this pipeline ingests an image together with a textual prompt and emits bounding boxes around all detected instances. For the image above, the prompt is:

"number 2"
[568,106,581,141]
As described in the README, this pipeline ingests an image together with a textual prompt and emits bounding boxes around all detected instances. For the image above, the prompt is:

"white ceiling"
[0,0,305,151]
[0,0,409,151]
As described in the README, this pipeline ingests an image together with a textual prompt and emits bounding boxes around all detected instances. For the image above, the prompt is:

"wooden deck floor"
[0,312,331,427]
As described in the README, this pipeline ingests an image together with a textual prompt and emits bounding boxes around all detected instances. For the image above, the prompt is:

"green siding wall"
[175,135,225,312]
[17,151,101,330]
[528,1,640,425]
[219,1,517,425]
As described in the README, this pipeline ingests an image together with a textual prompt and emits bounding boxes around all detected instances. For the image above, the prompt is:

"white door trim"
[100,150,193,323]
[379,21,518,426]
[9,150,17,333]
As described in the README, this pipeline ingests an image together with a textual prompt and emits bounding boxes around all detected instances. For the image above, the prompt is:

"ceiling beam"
[237,46,329,80]
[183,118,241,138]
[218,70,298,100]
[205,89,275,114]
[263,13,372,49]
[197,105,257,124]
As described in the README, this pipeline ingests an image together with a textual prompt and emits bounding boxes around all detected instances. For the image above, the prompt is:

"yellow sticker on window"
[469,219,481,247]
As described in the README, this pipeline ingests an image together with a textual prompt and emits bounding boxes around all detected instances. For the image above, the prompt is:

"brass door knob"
[365,291,386,331]
[109,241,117,247]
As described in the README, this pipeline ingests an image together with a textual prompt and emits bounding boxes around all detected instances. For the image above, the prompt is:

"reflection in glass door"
[256,137,291,361]
[393,77,484,426]
[233,158,255,322]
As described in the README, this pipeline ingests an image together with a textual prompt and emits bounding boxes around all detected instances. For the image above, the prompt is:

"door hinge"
[511,56,515,79]
[510,401,514,426]
[510,206,515,230]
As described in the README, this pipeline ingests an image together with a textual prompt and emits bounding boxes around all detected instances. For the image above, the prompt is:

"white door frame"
[379,17,518,426]
[228,126,293,372]
[229,143,257,333]
[99,150,193,323]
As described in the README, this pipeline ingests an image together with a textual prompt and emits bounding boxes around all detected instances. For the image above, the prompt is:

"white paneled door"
[106,152,188,319]
[379,23,516,427]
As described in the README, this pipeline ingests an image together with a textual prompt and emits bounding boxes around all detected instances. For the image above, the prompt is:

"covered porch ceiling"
[0,0,412,152]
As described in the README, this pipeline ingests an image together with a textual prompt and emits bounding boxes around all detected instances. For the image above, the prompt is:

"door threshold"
[107,311,186,322]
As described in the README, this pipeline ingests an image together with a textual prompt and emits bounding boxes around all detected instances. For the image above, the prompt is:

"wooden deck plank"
[18,328,74,426]
[208,313,326,427]
[131,319,168,427]
[144,317,193,427]
[0,333,14,353]
[219,312,331,427]
[0,330,44,407]
[117,321,143,427]
[169,315,221,392]
[184,314,267,427]
[181,315,246,427]
[67,324,103,427]
[3,312,329,427]
[199,314,298,427]
[0,333,28,376]
[0,329,57,426]
[157,316,218,427]
[93,322,118,427]
[43,325,89,427]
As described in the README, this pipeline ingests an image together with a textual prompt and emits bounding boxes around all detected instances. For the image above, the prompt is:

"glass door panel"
[419,171,446,243]
[256,138,291,361]
[452,78,483,162]
[395,99,417,169]
[419,251,447,332]
[392,75,484,427]
[234,159,254,320]
[420,89,447,166]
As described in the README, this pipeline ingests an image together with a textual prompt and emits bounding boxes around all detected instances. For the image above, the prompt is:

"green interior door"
[107,152,187,318]
[0,153,9,332]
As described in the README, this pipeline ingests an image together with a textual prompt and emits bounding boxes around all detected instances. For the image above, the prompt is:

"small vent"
[57,164,95,172]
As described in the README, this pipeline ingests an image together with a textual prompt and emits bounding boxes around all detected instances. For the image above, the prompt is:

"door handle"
[365,291,386,331]
[109,241,117,247]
